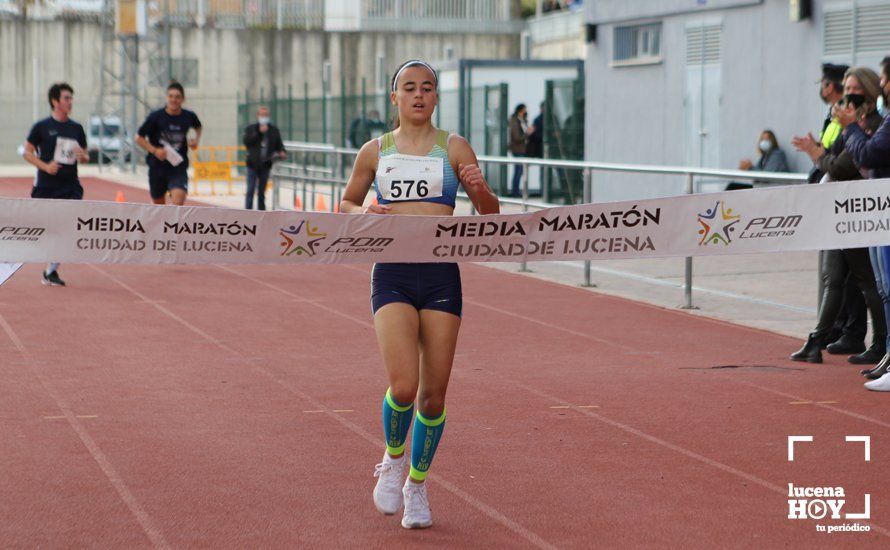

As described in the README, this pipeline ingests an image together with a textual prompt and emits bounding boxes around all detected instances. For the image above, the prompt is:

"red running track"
[1,177,889,548]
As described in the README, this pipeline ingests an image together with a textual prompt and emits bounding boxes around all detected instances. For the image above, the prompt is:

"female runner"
[340,59,500,529]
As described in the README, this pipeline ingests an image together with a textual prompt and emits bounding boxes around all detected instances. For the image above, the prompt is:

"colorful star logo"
[697,201,741,246]
[280,221,327,257]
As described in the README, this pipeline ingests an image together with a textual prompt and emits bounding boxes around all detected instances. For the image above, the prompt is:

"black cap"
[822,63,849,83]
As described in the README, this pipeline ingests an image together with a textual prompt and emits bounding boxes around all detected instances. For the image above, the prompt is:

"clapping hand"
[791,133,820,154]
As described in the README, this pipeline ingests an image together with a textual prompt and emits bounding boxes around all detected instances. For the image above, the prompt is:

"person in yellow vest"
[788,63,867,359]
[792,63,848,182]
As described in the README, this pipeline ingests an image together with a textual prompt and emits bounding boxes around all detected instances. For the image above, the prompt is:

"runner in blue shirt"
[135,82,202,205]
[22,83,89,287]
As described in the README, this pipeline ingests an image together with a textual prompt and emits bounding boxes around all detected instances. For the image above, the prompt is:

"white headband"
[391,61,438,92]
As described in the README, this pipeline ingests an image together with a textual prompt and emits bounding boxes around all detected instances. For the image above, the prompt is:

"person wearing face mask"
[242,106,286,210]
[838,57,890,389]
[790,63,865,359]
[739,130,790,173]
[790,67,887,367]
[811,63,850,180]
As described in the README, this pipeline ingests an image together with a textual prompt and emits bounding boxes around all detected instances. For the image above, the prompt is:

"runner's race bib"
[376,154,443,201]
[161,140,184,167]
[53,137,78,165]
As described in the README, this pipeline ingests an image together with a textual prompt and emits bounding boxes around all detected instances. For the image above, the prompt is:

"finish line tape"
[2,179,889,266]
[0,262,22,285]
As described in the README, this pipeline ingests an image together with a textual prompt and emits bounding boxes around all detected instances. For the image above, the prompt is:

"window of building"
[685,24,722,66]
[612,22,662,66]
[824,1,890,59]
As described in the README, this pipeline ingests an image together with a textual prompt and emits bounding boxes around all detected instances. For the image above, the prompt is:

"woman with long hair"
[791,67,887,365]
[340,60,500,529]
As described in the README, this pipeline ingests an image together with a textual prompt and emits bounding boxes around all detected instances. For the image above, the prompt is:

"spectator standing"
[508,103,530,197]
[793,63,865,355]
[527,102,545,159]
[838,57,890,388]
[810,63,850,182]
[791,67,887,365]
[243,106,286,210]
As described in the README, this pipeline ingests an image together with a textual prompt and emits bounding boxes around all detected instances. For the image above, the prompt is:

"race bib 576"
[376,154,444,201]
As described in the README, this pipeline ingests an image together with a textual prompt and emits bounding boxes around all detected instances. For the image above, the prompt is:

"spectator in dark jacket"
[527,102,545,159]
[791,67,887,366]
[508,103,531,197]
[838,57,890,388]
[242,106,285,210]
[793,64,864,355]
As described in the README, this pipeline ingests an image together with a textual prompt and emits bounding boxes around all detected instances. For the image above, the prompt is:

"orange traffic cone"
[115,191,126,203]
[294,196,303,211]
[315,194,327,212]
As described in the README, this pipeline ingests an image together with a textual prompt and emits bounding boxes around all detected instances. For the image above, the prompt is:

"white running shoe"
[864,371,890,391]
[401,479,433,529]
[373,453,406,515]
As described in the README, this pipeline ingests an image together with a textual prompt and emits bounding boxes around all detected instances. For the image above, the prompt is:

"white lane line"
[96,264,558,550]
[0,312,171,549]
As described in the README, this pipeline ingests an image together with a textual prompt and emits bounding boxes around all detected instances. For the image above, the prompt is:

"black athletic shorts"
[31,181,83,200]
[148,166,188,200]
[371,263,462,318]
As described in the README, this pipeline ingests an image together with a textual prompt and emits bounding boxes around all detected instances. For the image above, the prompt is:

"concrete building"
[524,3,585,59]
[584,0,890,202]
[0,0,522,162]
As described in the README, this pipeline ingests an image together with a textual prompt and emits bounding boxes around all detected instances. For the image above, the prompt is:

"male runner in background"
[23,82,89,287]
[135,81,202,205]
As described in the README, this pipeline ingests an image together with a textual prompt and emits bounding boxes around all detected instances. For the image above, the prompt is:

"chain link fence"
[236,75,584,201]
[543,77,584,203]
[237,80,511,189]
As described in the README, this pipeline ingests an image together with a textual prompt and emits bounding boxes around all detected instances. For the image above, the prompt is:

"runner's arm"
[22,142,57,175]
[448,135,500,215]
[190,126,202,149]
[135,135,166,161]
[340,140,390,214]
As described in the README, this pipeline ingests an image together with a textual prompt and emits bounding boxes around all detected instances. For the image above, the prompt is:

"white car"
[87,116,129,163]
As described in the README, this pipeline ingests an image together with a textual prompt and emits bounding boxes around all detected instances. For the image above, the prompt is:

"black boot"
[823,328,845,349]
[791,333,823,363]
[862,353,890,379]
[826,334,866,355]
[848,343,886,365]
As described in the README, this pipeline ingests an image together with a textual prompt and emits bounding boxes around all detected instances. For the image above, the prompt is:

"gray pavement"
[2,163,837,346]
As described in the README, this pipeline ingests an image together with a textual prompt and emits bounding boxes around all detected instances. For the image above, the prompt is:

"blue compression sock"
[409,409,446,482]
[382,388,414,456]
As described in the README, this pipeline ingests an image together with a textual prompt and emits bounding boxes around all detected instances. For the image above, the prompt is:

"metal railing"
[273,141,809,309]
